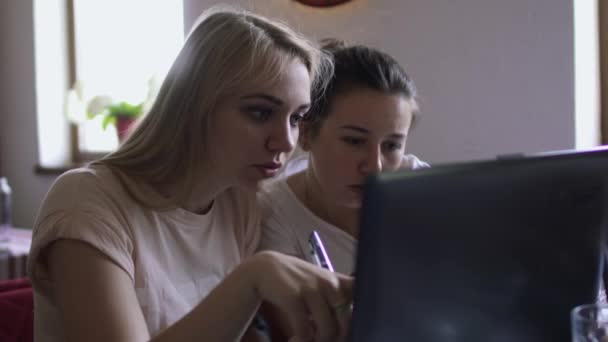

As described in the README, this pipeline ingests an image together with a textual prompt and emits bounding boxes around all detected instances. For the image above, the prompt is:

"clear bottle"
[0,177,12,238]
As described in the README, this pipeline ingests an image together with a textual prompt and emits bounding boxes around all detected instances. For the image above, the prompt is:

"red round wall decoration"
[294,0,352,7]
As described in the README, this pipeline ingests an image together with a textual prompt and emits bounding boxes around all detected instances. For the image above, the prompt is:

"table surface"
[0,227,32,256]
[0,227,32,280]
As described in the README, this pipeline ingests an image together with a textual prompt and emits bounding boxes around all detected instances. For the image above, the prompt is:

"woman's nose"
[360,147,382,175]
[266,120,297,153]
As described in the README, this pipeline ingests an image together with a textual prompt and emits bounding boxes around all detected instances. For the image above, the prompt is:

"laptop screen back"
[350,148,608,341]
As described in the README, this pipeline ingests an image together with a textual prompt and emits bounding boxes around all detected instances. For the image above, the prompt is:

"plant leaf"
[102,115,116,130]
[108,101,144,118]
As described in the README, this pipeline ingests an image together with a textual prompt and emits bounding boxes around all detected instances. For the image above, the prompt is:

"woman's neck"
[288,171,359,238]
[156,169,229,215]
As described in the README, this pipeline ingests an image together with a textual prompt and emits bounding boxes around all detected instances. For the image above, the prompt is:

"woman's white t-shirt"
[28,163,260,341]
[258,154,428,275]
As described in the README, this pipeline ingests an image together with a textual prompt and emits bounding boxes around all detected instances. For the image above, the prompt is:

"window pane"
[73,0,184,152]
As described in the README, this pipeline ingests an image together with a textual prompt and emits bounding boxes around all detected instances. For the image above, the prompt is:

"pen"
[309,230,354,314]
[308,230,334,272]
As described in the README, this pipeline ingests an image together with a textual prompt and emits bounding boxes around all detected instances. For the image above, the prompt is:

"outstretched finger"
[333,273,354,340]
[286,297,314,342]
[335,273,354,300]
[304,290,338,342]
[333,300,352,341]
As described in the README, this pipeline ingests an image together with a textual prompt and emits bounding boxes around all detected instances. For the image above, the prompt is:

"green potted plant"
[65,78,159,143]
[87,99,144,142]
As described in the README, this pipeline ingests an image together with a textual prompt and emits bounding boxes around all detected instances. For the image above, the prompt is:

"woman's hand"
[243,251,354,342]
[47,242,351,342]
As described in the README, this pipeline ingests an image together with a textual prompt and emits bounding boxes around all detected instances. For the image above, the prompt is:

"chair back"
[0,278,33,342]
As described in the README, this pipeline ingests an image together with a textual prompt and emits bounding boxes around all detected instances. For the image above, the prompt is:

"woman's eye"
[289,113,305,126]
[382,141,403,152]
[246,107,272,122]
[342,136,366,146]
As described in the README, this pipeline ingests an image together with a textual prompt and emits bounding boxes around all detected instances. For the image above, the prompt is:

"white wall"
[0,0,57,228]
[0,0,579,227]
[185,0,576,163]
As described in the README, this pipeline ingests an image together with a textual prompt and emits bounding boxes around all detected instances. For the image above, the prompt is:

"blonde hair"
[100,6,331,205]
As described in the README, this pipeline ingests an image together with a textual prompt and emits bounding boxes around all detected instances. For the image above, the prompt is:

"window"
[34,0,184,168]
[70,0,184,154]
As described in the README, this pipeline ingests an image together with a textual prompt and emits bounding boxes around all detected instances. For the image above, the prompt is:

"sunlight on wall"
[574,0,601,148]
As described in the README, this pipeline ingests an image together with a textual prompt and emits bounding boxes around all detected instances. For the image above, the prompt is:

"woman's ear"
[298,122,314,151]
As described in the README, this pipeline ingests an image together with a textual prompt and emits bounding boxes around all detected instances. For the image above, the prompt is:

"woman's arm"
[48,240,151,342]
[48,240,352,342]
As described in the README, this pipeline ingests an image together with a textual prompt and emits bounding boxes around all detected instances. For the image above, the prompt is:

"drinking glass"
[572,303,608,341]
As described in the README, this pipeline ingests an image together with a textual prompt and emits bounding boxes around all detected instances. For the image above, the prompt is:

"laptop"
[349,147,608,341]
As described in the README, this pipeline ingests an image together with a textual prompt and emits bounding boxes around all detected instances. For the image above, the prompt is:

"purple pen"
[308,230,334,272]
[310,230,355,314]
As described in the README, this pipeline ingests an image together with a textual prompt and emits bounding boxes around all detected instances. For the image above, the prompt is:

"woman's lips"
[254,162,282,178]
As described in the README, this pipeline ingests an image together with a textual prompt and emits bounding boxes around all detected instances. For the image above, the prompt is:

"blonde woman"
[28,8,352,342]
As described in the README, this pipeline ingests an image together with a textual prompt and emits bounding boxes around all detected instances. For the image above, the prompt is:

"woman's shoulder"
[258,177,291,202]
[30,164,138,299]
[45,164,114,201]
[257,176,306,221]
[258,173,324,231]
[261,173,305,201]
[38,163,136,223]
[56,161,126,185]
[401,154,430,170]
